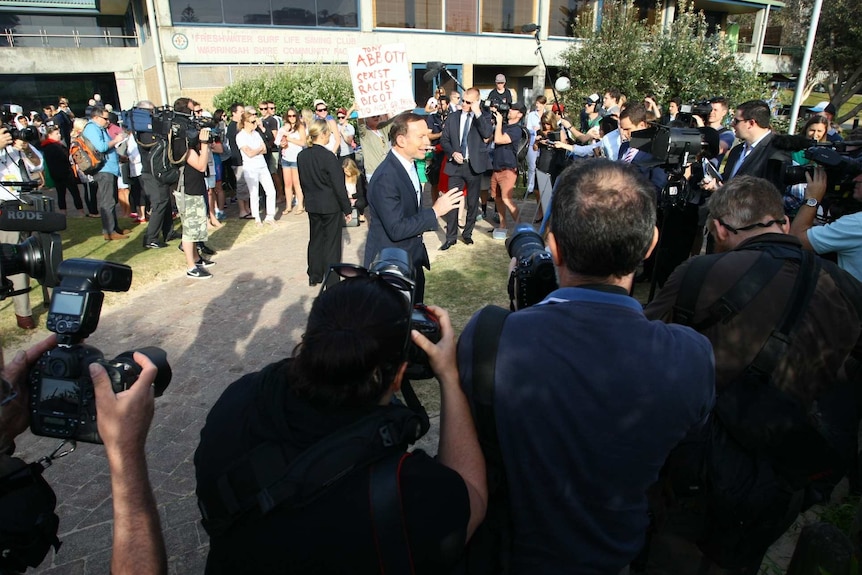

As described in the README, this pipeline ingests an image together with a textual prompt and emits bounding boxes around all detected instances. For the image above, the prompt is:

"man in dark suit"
[440,87,493,249]
[364,112,463,302]
[717,100,789,188]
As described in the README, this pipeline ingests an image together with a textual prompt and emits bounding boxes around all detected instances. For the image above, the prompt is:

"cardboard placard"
[348,43,416,119]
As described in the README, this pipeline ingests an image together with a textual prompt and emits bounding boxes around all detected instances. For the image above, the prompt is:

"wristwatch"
[804,197,819,208]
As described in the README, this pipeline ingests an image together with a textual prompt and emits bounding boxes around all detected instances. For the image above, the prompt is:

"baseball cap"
[512,102,527,114]
[584,93,600,105]
[313,99,326,108]
[495,74,506,83]
[809,101,837,116]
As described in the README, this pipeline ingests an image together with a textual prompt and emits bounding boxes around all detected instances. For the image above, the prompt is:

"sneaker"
[187,267,212,279]
[476,213,485,222]
[196,258,216,268]
[144,242,168,249]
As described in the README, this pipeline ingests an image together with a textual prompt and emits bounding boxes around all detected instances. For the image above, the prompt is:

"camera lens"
[0,235,46,282]
[506,224,545,260]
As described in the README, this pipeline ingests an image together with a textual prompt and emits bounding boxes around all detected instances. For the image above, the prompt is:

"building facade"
[0,0,788,114]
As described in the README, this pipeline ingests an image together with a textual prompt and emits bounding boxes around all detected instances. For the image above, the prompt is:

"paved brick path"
[10,198,511,573]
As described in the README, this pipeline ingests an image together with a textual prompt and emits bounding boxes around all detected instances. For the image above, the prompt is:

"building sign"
[348,43,415,118]
[169,28,360,61]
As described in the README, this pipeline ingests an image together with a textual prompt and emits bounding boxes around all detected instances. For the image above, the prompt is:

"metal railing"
[1,29,139,48]
[735,42,804,58]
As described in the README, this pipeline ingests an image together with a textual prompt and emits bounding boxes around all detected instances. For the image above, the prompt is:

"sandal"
[240,213,254,220]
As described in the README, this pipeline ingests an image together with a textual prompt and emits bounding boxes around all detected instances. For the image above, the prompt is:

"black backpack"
[515,126,531,185]
[665,248,854,568]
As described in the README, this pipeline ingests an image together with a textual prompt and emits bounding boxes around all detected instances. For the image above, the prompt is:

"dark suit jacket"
[364,151,438,270]
[441,110,493,175]
[618,142,668,193]
[297,144,352,215]
[721,131,790,187]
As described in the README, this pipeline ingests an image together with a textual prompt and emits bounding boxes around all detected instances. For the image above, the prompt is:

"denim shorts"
[280,159,298,169]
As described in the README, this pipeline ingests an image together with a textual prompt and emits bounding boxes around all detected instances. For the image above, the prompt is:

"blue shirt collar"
[535,286,643,314]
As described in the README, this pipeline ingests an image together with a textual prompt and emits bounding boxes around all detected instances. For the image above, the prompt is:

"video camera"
[677,101,712,126]
[482,100,511,114]
[506,225,558,310]
[365,248,441,380]
[768,136,862,220]
[29,259,172,444]
[121,106,217,147]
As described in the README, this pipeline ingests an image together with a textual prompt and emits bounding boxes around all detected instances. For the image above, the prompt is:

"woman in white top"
[236,110,277,225]
[275,107,306,214]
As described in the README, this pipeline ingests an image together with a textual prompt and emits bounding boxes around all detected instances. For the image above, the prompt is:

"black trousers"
[54,176,83,210]
[307,212,343,285]
[140,173,174,245]
[443,163,483,242]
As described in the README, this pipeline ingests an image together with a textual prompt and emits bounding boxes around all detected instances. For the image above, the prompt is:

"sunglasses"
[337,115,346,120]
[287,114,297,117]
[316,107,328,112]
[193,109,203,114]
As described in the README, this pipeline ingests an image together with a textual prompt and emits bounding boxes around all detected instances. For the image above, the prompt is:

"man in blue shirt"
[791,167,862,281]
[458,159,716,574]
[82,105,127,240]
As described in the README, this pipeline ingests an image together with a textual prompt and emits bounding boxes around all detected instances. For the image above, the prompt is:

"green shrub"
[213,64,354,114]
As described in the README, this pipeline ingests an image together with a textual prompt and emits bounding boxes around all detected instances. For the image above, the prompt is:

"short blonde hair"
[307,119,330,147]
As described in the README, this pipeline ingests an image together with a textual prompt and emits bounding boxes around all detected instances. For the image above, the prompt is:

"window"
[170,0,358,28]
[375,0,441,29]
[0,12,136,47]
[548,0,591,37]
[446,1,476,33]
[481,0,533,34]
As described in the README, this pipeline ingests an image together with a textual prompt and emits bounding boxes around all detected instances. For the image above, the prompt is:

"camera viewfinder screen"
[39,378,79,415]
[51,292,84,316]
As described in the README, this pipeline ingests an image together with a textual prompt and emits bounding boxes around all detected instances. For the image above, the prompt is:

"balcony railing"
[1,28,139,48]
[735,42,804,58]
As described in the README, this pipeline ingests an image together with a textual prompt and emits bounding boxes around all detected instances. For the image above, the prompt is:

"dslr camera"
[29,259,172,444]
[366,248,441,380]
[506,225,558,310]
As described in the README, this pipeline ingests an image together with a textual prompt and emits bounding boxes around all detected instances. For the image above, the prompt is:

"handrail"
[1,28,139,47]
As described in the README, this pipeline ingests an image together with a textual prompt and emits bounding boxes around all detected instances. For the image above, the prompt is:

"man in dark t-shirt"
[490,102,525,231]
[196,277,486,574]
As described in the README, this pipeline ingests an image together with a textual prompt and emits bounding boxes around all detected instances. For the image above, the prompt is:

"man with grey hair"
[645,175,862,574]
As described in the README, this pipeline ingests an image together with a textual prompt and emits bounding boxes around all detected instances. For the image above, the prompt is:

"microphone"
[0,207,67,232]
[521,23,540,33]
[423,68,440,84]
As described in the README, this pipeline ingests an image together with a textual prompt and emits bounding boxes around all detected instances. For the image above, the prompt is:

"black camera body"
[367,248,441,379]
[506,225,558,310]
[29,259,172,444]
[677,101,712,125]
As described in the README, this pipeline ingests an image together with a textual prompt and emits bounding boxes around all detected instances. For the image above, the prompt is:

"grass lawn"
[0,211,273,349]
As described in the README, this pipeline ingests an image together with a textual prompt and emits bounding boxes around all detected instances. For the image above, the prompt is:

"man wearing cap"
[490,102,527,233]
[313,99,341,154]
[809,101,843,143]
[487,74,513,109]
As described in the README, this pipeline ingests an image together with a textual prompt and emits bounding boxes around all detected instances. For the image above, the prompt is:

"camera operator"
[457,159,714,573]
[791,167,862,282]
[0,125,43,329]
[195,275,486,574]
[644,175,862,574]
[134,101,174,250]
[0,335,167,574]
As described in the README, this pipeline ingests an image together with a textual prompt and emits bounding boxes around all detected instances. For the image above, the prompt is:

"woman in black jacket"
[297,119,352,287]
[41,124,84,214]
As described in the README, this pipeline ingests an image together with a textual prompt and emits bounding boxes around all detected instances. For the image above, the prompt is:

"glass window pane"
[170,0,224,23]
[481,0,533,34]
[318,0,360,27]
[446,0,476,33]
[376,0,440,29]
[273,1,315,26]
[548,0,590,37]
[224,0,271,25]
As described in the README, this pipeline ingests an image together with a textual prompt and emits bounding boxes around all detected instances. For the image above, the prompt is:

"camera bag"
[69,134,105,177]
[0,457,61,572]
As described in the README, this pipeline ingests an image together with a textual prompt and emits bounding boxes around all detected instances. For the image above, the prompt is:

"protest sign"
[348,43,416,118]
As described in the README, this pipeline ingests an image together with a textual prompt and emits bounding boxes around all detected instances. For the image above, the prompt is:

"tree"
[810,0,862,124]
[558,0,767,113]
[213,65,354,117]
